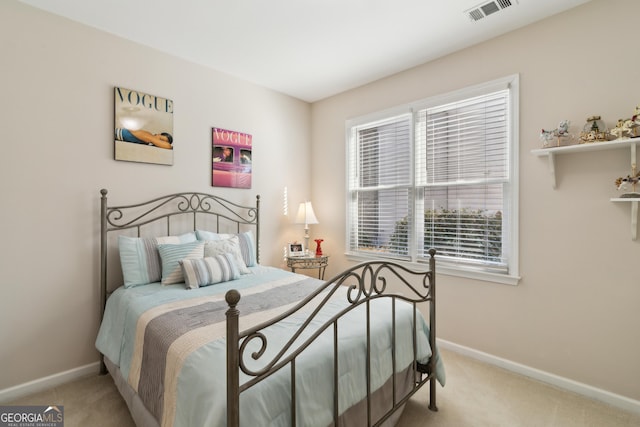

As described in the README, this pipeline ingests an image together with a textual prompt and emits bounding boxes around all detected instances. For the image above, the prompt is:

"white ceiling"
[20,0,591,102]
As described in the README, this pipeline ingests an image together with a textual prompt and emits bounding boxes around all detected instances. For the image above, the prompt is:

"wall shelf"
[532,138,640,240]
[531,138,639,189]
[610,198,639,240]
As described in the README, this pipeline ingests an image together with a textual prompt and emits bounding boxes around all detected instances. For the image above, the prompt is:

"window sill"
[345,253,521,286]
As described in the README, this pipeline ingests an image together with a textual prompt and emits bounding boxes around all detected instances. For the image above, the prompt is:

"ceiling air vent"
[466,0,517,22]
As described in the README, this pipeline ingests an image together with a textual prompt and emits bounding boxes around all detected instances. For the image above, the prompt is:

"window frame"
[345,75,520,285]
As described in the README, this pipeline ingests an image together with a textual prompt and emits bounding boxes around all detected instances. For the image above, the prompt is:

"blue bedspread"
[96,265,445,427]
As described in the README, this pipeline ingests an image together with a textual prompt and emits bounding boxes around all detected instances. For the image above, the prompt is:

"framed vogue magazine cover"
[212,127,252,188]
[114,87,174,165]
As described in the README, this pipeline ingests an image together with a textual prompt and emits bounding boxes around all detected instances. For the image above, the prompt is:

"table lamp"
[295,201,318,254]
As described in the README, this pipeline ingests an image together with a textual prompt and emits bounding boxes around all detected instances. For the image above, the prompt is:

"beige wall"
[311,0,640,401]
[0,1,310,390]
[2,0,639,407]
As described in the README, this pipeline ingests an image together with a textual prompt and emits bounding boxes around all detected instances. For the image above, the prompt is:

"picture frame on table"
[288,243,304,257]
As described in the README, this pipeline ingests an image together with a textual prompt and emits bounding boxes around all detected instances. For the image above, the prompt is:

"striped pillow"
[179,253,240,289]
[157,241,205,285]
[118,232,197,288]
[236,231,257,267]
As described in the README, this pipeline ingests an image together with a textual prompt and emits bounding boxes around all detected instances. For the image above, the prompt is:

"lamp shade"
[295,201,318,226]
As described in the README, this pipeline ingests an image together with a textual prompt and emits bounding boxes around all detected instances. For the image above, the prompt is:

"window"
[346,75,519,284]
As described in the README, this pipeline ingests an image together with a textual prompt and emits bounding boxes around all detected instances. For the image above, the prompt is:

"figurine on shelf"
[579,115,611,143]
[615,164,640,198]
[610,119,632,139]
[314,238,324,256]
[540,120,571,147]
[611,106,640,139]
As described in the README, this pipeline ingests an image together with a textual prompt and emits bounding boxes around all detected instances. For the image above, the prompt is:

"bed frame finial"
[225,289,241,307]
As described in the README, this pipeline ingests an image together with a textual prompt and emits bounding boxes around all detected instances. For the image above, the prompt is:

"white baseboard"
[0,362,101,404]
[2,344,639,417]
[437,338,640,416]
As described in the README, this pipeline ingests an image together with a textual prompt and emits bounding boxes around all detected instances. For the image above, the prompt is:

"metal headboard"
[99,189,260,321]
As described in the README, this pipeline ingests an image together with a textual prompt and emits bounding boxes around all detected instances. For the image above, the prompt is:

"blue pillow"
[157,241,205,285]
[179,253,240,289]
[118,232,196,288]
[195,229,221,241]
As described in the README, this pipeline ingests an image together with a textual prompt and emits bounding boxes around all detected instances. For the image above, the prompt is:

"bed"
[95,189,445,427]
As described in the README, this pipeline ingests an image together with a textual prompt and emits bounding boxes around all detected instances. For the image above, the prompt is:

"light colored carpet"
[8,348,640,426]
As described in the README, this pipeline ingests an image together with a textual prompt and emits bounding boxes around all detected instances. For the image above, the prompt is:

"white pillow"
[196,230,257,267]
[204,236,250,274]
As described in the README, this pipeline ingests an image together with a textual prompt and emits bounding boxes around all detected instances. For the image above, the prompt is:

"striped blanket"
[96,265,443,427]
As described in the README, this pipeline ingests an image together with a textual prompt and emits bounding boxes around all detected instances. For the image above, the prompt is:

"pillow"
[157,241,205,285]
[195,229,222,241]
[179,253,241,289]
[236,231,257,267]
[118,232,197,288]
[196,230,257,267]
[204,236,250,274]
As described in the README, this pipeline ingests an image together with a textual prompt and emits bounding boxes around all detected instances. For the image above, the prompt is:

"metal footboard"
[226,250,438,426]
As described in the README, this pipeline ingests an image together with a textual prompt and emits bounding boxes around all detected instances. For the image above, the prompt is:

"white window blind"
[348,114,413,257]
[416,90,509,272]
[347,75,518,281]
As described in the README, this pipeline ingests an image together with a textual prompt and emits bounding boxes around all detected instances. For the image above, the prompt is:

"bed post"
[255,195,260,264]
[428,248,438,411]
[99,189,108,375]
[226,289,241,427]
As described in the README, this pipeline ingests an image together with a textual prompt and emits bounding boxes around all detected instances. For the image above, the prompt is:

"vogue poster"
[114,87,174,165]
[211,127,252,188]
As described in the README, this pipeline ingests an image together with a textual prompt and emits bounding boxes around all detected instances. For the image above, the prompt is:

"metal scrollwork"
[197,194,211,211]
[344,270,365,304]
[344,263,412,304]
[174,194,193,212]
[231,255,436,384]
[372,264,388,295]
[105,207,124,226]
[103,191,259,229]
[340,261,433,305]
[239,332,269,376]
